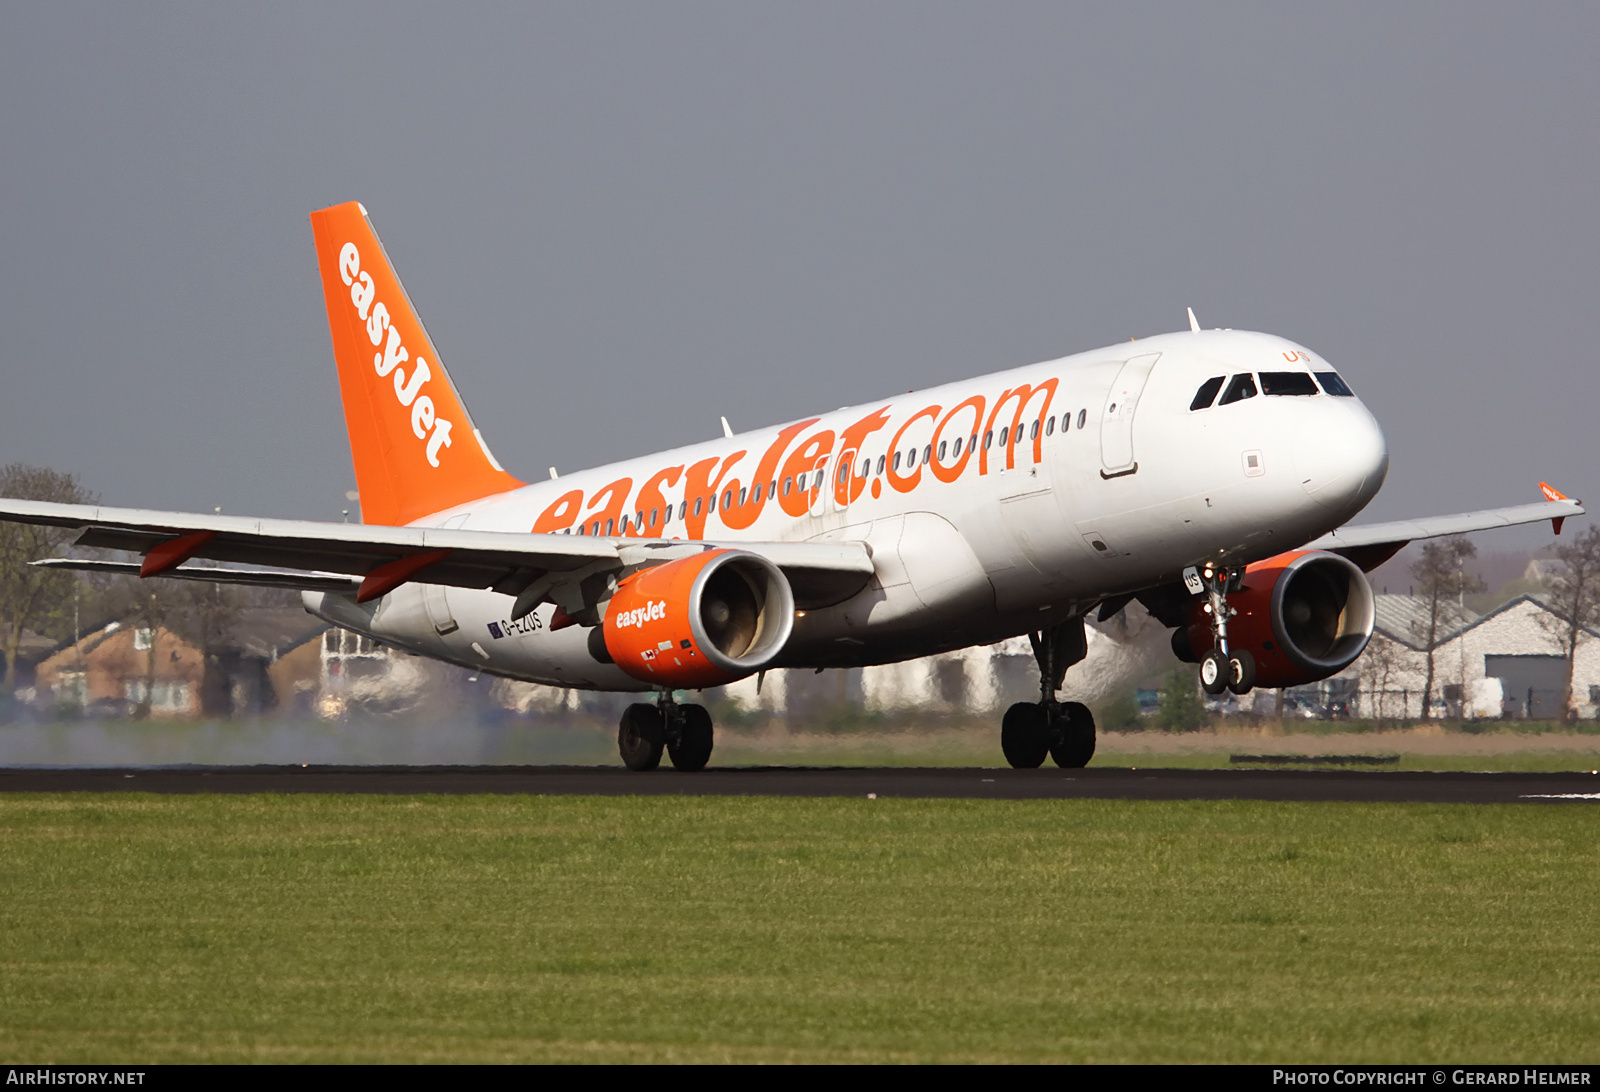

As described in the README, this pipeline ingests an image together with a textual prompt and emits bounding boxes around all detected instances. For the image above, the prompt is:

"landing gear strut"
[1195,562,1255,697]
[618,691,714,772]
[1001,619,1096,769]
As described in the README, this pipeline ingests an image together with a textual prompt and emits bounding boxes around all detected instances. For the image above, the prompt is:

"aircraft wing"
[0,499,876,610]
[1302,494,1584,570]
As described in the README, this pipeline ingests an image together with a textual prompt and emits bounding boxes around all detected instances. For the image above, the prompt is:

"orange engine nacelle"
[602,548,795,689]
[1185,550,1376,689]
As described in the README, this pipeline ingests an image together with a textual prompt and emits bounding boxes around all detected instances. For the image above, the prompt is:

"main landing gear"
[1001,619,1096,769]
[1194,562,1256,697]
[618,691,714,772]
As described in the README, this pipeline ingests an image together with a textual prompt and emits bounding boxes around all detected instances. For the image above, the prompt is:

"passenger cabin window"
[1190,376,1225,411]
[1218,374,1258,406]
[1076,409,1086,429]
[1260,371,1319,396]
[1315,371,1355,397]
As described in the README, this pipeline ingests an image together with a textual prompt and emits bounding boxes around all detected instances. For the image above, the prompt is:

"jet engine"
[1181,550,1376,689]
[601,548,795,688]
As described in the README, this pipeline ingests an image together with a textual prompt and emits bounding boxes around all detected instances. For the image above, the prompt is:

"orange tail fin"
[310,201,523,526]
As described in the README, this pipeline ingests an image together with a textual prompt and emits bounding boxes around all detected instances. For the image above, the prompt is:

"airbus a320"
[2,202,1581,770]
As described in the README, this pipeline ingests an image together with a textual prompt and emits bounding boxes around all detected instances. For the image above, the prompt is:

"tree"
[0,464,96,691]
[1358,634,1403,728]
[1538,524,1600,721]
[1157,667,1206,732]
[1409,537,1484,719]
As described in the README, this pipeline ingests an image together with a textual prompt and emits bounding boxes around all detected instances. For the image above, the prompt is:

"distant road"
[1,765,1597,803]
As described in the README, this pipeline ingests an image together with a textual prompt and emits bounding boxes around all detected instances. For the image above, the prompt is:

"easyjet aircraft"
[2,203,1583,770]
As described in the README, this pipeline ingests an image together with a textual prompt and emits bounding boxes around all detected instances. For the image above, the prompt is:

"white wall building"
[1337,594,1600,720]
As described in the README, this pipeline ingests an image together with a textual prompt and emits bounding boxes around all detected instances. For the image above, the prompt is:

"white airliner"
[2,202,1582,770]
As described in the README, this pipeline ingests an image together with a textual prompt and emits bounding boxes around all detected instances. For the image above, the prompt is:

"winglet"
[1187,307,1201,334]
[1540,482,1577,534]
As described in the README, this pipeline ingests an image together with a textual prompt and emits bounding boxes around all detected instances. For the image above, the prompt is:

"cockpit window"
[1217,373,1258,406]
[1260,371,1319,396]
[1315,371,1354,396]
[1189,376,1225,411]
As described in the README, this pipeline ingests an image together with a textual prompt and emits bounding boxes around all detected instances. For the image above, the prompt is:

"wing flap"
[31,558,361,593]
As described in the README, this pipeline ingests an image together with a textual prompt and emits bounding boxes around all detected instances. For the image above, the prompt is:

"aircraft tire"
[1001,702,1049,769]
[1049,701,1096,768]
[1199,650,1229,695]
[668,704,714,771]
[618,704,665,771]
[1226,649,1256,696]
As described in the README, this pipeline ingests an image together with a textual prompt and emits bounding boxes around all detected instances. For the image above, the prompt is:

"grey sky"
[1,3,1595,555]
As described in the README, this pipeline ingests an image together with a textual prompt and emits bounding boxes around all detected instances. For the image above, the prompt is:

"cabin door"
[1099,353,1161,477]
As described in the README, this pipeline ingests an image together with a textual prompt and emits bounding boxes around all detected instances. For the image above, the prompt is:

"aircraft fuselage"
[309,327,1389,692]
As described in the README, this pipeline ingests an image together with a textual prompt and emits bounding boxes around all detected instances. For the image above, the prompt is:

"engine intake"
[1185,550,1376,688]
[603,548,795,688]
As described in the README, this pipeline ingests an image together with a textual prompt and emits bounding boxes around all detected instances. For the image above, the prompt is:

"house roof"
[1372,594,1478,651]
[222,608,326,659]
[1375,591,1600,651]
[40,606,325,665]
[1441,592,1600,645]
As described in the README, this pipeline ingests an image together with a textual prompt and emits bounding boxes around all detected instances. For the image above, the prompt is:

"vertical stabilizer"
[310,202,523,526]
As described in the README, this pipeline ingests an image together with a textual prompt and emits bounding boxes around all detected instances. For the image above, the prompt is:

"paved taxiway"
[0,766,1596,802]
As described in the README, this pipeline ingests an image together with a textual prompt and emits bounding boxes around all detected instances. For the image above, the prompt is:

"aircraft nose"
[1293,402,1388,515]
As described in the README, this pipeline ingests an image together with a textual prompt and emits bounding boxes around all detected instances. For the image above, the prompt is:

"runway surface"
[1,765,1597,803]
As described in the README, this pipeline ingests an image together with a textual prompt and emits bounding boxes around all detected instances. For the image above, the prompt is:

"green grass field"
[1,794,1596,1062]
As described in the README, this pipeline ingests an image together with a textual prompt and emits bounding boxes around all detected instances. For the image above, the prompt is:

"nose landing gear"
[1195,563,1255,696]
[1001,619,1097,769]
[619,690,714,771]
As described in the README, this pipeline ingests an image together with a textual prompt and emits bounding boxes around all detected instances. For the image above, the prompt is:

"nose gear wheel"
[1195,562,1254,697]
